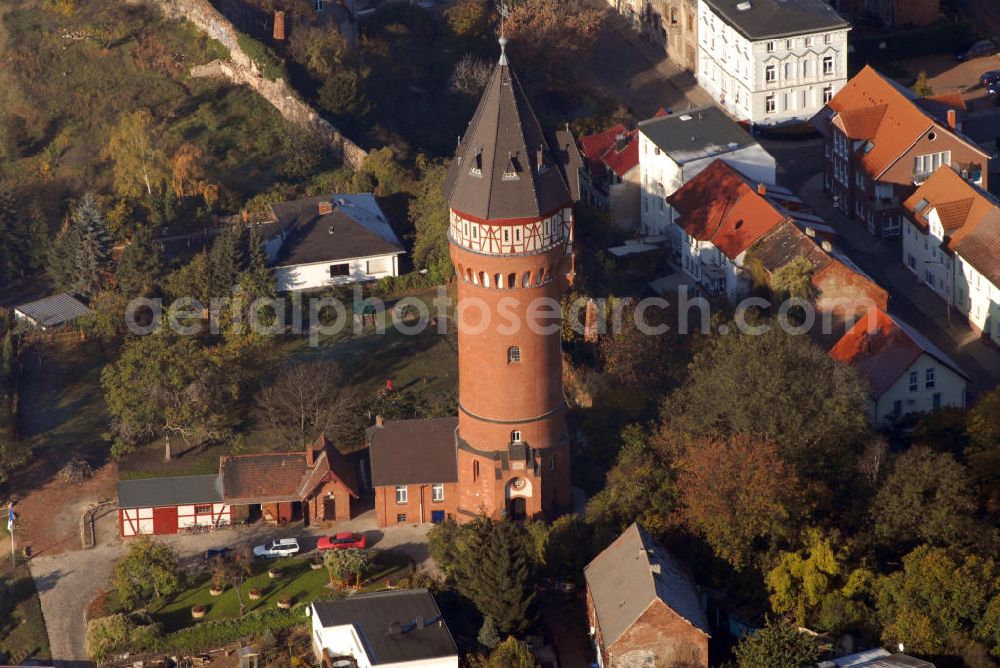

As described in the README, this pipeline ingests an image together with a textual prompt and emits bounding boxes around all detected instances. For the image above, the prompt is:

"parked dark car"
[202,547,232,563]
[957,40,997,62]
[981,70,1000,86]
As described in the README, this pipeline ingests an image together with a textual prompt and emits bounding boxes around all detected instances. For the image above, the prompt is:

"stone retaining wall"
[133,0,368,170]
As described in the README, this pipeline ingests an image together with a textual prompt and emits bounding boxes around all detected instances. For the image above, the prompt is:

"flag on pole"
[7,505,13,531]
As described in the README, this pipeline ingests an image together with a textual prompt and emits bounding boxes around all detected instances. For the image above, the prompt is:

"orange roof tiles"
[817,66,985,180]
[925,91,967,111]
[579,124,639,179]
[830,307,967,397]
[666,160,785,259]
[902,166,995,242]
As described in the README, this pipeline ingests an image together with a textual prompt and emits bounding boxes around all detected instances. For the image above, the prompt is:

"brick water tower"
[444,38,576,521]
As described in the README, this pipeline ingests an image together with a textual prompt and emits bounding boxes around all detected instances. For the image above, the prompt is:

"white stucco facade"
[275,253,401,292]
[678,233,747,298]
[696,0,849,125]
[902,214,1000,346]
[638,133,776,240]
[871,352,967,425]
[310,614,459,668]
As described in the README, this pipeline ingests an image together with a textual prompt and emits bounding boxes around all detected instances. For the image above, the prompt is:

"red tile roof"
[902,166,995,244]
[816,66,984,179]
[221,437,359,504]
[579,125,639,179]
[830,307,966,397]
[666,160,786,258]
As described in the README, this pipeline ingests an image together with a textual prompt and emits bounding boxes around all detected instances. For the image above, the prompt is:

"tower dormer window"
[470,149,483,177]
[508,346,521,363]
[503,153,520,181]
[511,430,522,443]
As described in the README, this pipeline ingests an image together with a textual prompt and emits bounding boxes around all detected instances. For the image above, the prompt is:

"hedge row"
[153,608,305,654]
[90,608,306,660]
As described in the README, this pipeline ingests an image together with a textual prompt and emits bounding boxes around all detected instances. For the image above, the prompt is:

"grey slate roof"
[703,0,849,40]
[585,523,709,647]
[14,293,91,328]
[638,106,757,165]
[444,45,574,220]
[312,589,458,665]
[117,475,224,509]
[367,417,459,486]
[266,193,404,268]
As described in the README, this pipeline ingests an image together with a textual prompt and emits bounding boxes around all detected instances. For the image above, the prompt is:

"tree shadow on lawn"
[6,343,110,498]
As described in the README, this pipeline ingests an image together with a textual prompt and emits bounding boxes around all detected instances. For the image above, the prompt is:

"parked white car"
[252,538,300,559]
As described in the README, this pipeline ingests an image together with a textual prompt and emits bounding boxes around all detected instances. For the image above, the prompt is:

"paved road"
[576,4,713,118]
[29,508,432,665]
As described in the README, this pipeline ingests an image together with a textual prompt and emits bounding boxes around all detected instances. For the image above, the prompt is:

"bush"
[155,609,303,654]
[85,614,160,662]
[237,34,286,81]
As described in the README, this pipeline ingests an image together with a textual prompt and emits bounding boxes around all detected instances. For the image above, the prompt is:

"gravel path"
[30,508,433,663]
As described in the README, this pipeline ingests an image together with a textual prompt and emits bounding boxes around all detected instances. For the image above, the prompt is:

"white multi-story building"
[830,307,968,425]
[902,165,1000,346]
[637,105,775,242]
[696,0,850,125]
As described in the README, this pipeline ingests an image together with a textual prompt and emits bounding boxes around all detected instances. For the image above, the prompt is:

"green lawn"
[0,560,50,665]
[119,288,459,479]
[112,551,410,633]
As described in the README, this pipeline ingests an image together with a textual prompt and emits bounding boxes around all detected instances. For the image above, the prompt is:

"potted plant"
[277,597,293,609]
[248,587,263,600]
[192,604,208,619]
[310,556,323,570]
[268,566,282,579]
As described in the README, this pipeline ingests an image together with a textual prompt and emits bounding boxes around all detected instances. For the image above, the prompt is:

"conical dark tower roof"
[444,39,573,221]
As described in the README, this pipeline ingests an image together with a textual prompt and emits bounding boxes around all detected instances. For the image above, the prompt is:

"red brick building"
[369,39,578,526]
[812,66,988,238]
[585,524,710,667]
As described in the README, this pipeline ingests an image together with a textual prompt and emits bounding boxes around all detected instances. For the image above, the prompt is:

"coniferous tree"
[455,520,538,634]
[477,616,501,650]
[48,219,83,293]
[208,226,245,299]
[733,617,819,668]
[0,184,30,290]
[238,223,274,300]
[72,192,113,295]
[117,227,164,298]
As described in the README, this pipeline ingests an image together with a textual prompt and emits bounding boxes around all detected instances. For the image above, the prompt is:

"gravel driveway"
[30,508,433,663]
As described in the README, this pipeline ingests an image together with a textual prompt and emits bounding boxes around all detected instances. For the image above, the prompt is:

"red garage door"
[152,507,178,535]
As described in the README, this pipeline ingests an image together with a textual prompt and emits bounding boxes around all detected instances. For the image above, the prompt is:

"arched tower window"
[507,273,516,289]
[536,267,546,285]
[473,460,480,482]
[522,271,531,287]
[466,268,473,283]
[507,346,521,364]
[494,273,502,290]
[511,430,522,443]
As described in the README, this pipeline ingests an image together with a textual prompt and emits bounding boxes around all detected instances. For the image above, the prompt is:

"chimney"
[306,440,315,467]
[821,240,833,253]
[318,201,333,215]
[416,616,427,629]
[757,182,767,196]
[388,621,402,636]
[273,10,286,41]
[375,415,384,428]
[805,226,816,238]
[946,108,957,130]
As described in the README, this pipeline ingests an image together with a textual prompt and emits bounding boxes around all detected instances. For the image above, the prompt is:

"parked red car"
[317,532,367,551]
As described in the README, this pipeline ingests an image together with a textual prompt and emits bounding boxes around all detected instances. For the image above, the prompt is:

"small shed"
[14,293,91,330]
[117,475,230,536]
